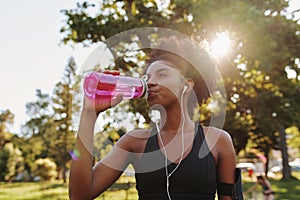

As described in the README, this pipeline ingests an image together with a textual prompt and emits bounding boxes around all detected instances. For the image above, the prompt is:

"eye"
[158,72,167,78]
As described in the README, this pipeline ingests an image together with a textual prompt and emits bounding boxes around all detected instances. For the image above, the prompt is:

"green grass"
[0,181,138,200]
[0,182,69,200]
[0,173,299,200]
[242,171,300,200]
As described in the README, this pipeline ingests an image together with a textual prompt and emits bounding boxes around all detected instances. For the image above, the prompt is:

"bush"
[32,158,57,181]
[0,143,24,181]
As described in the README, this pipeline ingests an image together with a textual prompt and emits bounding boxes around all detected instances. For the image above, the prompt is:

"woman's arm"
[69,108,136,200]
[68,109,99,200]
[69,81,124,200]
[215,130,237,200]
[69,110,134,200]
[89,132,136,198]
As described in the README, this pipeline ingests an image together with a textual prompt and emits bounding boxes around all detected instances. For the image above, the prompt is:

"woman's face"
[145,60,186,107]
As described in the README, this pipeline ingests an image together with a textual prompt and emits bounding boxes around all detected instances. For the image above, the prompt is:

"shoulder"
[122,129,152,141]
[202,126,235,156]
[203,127,236,177]
[202,126,233,144]
[116,129,151,153]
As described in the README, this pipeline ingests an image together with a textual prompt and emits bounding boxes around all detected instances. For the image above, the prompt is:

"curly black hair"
[146,36,218,106]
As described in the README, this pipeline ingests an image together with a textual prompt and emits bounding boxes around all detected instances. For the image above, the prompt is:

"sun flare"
[211,32,232,57]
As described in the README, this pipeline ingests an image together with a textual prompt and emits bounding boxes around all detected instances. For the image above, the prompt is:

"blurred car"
[236,162,256,172]
[270,166,282,173]
[270,158,300,173]
[289,158,300,171]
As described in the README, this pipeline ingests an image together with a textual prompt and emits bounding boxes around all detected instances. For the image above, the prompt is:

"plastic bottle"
[83,72,147,100]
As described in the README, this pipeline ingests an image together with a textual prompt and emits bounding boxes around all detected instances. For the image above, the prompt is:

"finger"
[111,94,123,107]
[103,70,120,75]
[96,68,102,73]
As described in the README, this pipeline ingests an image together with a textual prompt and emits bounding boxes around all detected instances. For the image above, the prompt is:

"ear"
[184,78,194,93]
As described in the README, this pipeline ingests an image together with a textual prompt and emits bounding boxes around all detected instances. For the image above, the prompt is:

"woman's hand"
[82,70,123,115]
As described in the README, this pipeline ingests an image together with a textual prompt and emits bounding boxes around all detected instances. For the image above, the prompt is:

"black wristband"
[218,168,244,200]
[217,182,234,196]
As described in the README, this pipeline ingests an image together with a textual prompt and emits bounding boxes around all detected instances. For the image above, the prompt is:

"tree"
[220,3,300,178]
[0,110,24,182]
[32,158,58,181]
[50,56,80,183]
[60,0,300,180]
[22,89,54,176]
[23,90,53,138]
[21,57,81,182]
[0,143,24,181]
[286,126,300,159]
[0,109,14,148]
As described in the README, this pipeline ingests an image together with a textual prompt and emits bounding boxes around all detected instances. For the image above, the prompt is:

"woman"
[245,175,275,200]
[69,36,237,200]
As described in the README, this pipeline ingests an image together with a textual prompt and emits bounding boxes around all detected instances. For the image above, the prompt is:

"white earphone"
[182,85,188,94]
[150,109,161,124]
[149,84,187,200]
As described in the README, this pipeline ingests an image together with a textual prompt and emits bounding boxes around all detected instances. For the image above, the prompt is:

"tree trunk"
[57,166,63,180]
[62,164,67,183]
[278,124,291,180]
[264,148,269,176]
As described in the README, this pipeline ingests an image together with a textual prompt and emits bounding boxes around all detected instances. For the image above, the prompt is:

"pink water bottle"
[83,72,147,100]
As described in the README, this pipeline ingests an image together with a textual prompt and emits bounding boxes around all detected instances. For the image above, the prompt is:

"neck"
[159,102,194,135]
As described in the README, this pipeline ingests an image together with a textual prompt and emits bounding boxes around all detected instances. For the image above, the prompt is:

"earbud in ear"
[182,85,188,94]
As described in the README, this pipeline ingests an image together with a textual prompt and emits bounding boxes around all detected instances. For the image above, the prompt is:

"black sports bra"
[134,123,217,200]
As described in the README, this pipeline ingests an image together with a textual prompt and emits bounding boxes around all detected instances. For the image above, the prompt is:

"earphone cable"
[156,87,186,200]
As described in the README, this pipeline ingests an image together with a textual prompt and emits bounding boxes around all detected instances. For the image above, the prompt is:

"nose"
[147,82,158,89]
[145,75,158,88]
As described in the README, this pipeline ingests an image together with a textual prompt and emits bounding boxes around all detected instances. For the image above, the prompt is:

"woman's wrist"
[81,108,101,119]
[76,109,99,153]
[78,109,99,132]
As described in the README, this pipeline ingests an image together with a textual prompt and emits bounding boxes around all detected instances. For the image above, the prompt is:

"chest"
[134,143,217,194]
[130,129,219,165]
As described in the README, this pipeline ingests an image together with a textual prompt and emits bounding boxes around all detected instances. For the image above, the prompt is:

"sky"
[0,0,300,134]
[0,1,98,133]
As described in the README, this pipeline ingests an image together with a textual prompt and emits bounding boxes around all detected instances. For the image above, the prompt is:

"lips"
[147,89,158,98]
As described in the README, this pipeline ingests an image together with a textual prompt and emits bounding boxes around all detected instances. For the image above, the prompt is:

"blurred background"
[0,0,300,199]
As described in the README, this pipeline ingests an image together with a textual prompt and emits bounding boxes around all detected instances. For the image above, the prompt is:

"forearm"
[218,195,234,200]
[69,109,98,200]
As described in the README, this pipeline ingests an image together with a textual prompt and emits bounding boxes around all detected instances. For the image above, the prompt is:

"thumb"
[111,94,124,107]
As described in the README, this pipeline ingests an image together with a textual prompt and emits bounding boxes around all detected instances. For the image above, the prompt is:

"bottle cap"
[139,77,148,98]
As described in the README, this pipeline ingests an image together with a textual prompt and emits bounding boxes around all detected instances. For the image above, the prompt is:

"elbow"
[68,191,80,200]
[69,193,93,200]
[68,193,76,200]
[69,187,93,200]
